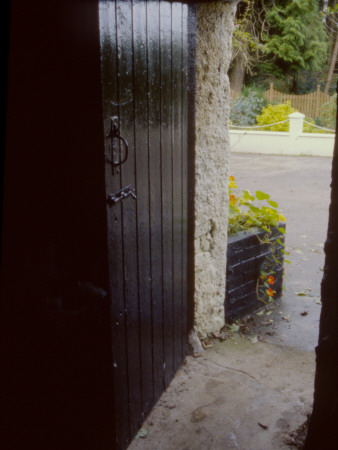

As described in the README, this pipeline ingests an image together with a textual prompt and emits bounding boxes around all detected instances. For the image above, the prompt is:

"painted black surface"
[225,226,285,323]
[99,1,194,448]
[2,1,114,449]
[2,1,195,449]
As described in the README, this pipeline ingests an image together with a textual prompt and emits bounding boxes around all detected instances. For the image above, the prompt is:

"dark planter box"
[225,224,285,323]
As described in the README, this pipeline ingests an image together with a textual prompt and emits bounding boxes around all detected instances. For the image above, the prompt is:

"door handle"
[106,116,129,172]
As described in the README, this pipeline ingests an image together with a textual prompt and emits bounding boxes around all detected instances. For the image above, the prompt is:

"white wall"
[230,113,334,157]
[230,131,334,157]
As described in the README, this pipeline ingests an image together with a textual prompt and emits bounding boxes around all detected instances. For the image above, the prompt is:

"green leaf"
[267,200,278,208]
[256,191,270,201]
[242,190,255,202]
[277,227,286,234]
[248,205,260,214]
[229,205,239,216]
[261,225,270,233]
[284,259,291,263]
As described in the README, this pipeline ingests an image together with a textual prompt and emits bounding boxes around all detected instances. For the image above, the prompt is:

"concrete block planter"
[225,224,285,323]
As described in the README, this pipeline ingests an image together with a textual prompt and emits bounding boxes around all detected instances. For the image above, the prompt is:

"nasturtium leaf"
[267,200,278,208]
[229,205,238,216]
[248,205,259,214]
[256,191,270,201]
[242,190,255,202]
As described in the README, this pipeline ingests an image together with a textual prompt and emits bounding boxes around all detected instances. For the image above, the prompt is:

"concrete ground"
[129,154,332,450]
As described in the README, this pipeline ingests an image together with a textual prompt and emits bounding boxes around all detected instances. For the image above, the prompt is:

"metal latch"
[107,185,136,205]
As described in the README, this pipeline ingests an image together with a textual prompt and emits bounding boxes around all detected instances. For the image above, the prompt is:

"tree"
[263,0,329,92]
[323,1,338,93]
[229,0,270,92]
[229,0,329,93]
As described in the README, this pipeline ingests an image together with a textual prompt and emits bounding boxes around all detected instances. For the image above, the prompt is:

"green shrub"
[303,117,326,133]
[230,86,267,126]
[256,101,296,131]
[316,93,337,130]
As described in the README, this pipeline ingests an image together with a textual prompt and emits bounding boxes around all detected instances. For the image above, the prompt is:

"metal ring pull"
[106,116,129,169]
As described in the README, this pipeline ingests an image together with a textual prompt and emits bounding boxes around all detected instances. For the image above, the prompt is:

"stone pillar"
[193,1,236,339]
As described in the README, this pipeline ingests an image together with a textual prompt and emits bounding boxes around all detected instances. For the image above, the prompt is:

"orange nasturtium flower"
[229,175,237,189]
[230,194,237,206]
[266,288,274,297]
[267,275,275,285]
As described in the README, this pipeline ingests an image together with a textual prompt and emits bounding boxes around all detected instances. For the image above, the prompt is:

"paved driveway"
[229,153,332,351]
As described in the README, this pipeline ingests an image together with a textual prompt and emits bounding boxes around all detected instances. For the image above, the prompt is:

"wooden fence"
[230,83,331,119]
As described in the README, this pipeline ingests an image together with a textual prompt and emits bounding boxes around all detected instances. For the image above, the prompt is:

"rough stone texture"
[194,1,236,338]
[188,329,204,354]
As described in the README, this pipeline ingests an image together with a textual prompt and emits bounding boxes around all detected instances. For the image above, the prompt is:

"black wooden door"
[99,1,194,448]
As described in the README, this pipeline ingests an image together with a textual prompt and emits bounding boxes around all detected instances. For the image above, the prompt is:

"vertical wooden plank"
[172,2,184,371]
[269,82,273,102]
[99,0,131,446]
[304,93,307,117]
[315,85,320,118]
[186,2,197,336]
[160,0,175,388]
[181,2,189,354]
[132,0,154,419]
[116,0,143,441]
[147,0,164,401]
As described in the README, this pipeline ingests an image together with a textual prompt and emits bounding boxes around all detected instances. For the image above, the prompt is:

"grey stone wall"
[194,1,236,338]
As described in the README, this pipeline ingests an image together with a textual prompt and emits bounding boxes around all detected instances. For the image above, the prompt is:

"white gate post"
[289,112,305,138]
